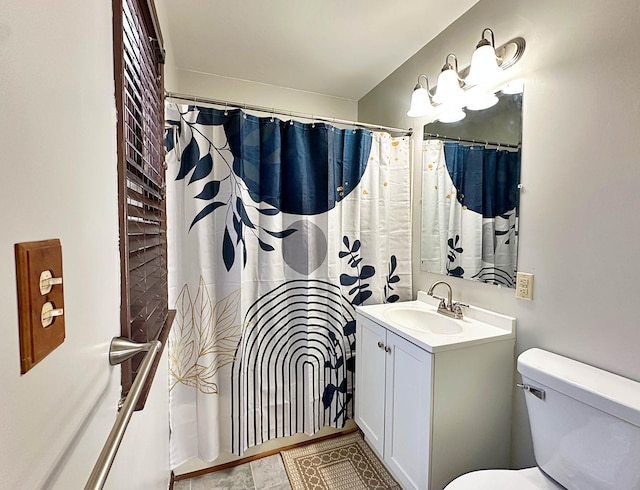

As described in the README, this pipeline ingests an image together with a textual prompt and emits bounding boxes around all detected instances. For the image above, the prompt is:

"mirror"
[420,91,523,288]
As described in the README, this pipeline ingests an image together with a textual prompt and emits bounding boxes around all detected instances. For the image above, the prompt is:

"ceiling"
[156,0,480,100]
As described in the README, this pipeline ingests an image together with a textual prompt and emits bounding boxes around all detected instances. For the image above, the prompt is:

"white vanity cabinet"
[355,315,432,489]
[355,299,515,490]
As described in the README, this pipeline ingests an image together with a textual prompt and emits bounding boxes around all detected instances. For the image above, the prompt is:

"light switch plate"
[15,239,65,373]
[515,272,534,300]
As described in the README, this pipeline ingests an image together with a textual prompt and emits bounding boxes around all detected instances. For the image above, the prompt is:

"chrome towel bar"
[85,337,162,490]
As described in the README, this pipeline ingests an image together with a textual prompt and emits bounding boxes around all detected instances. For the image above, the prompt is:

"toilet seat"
[444,467,564,490]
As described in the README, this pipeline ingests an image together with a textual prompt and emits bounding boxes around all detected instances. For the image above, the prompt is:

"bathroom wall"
[155,0,358,122]
[164,68,358,121]
[0,1,170,488]
[359,0,640,467]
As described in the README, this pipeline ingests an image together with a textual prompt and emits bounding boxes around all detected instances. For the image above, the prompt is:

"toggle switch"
[41,302,64,328]
[39,270,63,295]
[15,239,66,373]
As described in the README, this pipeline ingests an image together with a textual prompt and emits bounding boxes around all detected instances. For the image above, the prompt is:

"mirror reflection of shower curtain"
[421,140,520,287]
[164,103,412,468]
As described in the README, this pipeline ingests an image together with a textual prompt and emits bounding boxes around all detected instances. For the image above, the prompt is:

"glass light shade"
[436,104,466,123]
[501,79,525,94]
[407,86,432,118]
[465,44,502,87]
[433,69,465,106]
[465,91,499,111]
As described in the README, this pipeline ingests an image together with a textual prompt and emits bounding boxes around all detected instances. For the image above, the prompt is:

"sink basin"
[383,307,463,335]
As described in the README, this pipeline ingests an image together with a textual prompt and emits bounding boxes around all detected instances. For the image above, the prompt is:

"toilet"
[445,348,640,489]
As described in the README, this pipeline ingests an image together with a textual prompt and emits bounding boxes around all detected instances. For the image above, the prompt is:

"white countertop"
[356,292,515,353]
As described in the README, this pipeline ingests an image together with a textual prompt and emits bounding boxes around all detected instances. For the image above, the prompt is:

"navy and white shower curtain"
[165,103,411,467]
[421,140,520,287]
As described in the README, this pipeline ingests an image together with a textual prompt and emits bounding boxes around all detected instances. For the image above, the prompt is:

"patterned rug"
[281,432,401,490]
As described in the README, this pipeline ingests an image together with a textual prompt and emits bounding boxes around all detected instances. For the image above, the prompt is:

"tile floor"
[173,454,292,490]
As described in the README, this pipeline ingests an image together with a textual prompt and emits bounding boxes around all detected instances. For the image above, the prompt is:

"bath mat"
[281,432,401,490]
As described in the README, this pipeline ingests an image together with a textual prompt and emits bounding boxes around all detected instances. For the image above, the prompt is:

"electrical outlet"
[515,272,534,300]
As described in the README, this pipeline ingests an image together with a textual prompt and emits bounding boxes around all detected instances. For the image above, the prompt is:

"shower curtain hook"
[270,108,275,123]
[311,115,315,128]
[243,104,248,119]
[224,102,228,116]
[289,112,294,126]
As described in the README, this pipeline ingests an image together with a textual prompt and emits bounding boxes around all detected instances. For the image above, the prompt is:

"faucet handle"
[450,302,467,319]
[432,295,447,308]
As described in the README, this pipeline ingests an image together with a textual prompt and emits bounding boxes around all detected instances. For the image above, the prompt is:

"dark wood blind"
[114,0,170,399]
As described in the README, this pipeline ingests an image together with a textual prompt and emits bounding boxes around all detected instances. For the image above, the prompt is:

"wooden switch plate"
[15,239,66,374]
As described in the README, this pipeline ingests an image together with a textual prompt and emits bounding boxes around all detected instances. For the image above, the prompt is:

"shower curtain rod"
[165,91,413,136]
[424,131,520,149]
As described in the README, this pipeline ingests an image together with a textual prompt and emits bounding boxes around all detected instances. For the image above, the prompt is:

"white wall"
[154,0,358,123]
[0,1,170,488]
[359,0,640,468]
[164,68,359,122]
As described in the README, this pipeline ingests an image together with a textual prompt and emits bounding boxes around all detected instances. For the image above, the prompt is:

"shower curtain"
[422,139,520,287]
[165,103,412,467]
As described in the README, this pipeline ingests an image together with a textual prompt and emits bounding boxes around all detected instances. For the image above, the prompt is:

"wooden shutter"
[114,0,171,398]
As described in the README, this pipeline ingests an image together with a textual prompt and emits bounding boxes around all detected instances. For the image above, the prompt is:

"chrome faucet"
[427,281,466,319]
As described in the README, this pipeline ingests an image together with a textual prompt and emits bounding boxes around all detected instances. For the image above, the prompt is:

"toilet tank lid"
[518,348,640,427]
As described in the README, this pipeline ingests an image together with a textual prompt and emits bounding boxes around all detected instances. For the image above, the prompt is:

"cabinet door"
[354,316,387,457]
[384,331,433,490]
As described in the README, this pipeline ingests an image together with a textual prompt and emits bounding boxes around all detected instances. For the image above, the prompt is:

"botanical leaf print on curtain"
[421,139,520,287]
[165,103,411,467]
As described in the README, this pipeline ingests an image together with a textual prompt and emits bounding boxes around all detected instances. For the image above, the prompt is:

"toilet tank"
[518,348,640,490]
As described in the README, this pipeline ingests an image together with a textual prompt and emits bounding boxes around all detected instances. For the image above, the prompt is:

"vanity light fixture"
[407,74,433,118]
[406,29,526,120]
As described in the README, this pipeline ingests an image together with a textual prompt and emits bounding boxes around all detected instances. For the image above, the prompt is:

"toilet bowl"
[445,348,640,490]
[445,467,562,489]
